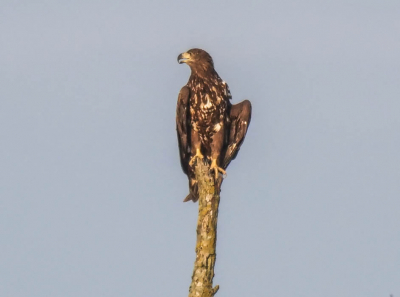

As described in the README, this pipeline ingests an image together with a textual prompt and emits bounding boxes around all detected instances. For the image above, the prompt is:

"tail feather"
[183,177,198,202]
[183,193,195,202]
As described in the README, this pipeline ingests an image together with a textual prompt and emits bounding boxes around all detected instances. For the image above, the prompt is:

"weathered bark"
[188,161,222,297]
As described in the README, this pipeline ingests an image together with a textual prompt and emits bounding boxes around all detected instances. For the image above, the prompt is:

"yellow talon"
[189,149,204,166]
[210,159,226,179]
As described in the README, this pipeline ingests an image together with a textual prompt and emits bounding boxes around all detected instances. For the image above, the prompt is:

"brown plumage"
[176,48,252,202]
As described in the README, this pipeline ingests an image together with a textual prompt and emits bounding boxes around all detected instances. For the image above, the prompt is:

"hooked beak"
[177,52,191,64]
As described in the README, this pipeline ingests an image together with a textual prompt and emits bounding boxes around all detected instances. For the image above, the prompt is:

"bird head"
[178,48,214,75]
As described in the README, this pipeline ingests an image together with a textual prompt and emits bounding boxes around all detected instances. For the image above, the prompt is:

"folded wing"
[176,86,191,175]
[223,100,252,169]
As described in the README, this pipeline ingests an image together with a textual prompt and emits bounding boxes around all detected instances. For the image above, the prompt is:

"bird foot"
[210,159,226,180]
[189,149,204,166]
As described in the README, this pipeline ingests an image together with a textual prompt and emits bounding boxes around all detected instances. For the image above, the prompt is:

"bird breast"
[201,94,213,110]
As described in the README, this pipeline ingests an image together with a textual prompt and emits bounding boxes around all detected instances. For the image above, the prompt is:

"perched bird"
[176,48,251,202]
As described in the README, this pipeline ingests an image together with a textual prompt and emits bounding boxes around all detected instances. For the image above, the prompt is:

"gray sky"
[1,1,399,296]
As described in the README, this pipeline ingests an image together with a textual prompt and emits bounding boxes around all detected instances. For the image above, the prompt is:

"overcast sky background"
[1,1,399,296]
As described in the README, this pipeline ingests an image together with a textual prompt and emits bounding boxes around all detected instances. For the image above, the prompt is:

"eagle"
[176,48,252,202]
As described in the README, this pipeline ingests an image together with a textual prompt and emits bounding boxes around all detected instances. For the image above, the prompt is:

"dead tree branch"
[188,161,223,297]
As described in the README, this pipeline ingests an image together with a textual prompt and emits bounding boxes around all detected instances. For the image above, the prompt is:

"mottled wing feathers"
[222,100,252,169]
[176,86,191,175]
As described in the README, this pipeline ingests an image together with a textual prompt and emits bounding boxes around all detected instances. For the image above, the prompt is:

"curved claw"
[210,159,226,179]
[189,149,204,166]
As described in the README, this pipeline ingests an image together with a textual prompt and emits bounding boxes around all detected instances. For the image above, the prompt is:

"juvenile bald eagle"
[176,48,251,202]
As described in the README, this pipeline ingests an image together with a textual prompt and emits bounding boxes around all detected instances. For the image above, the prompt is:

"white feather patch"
[214,123,221,132]
[204,95,212,108]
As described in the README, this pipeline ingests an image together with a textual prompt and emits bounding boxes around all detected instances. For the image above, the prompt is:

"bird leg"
[210,158,226,180]
[189,148,204,166]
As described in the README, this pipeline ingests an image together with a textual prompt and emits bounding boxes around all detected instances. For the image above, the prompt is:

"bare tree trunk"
[188,161,222,297]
